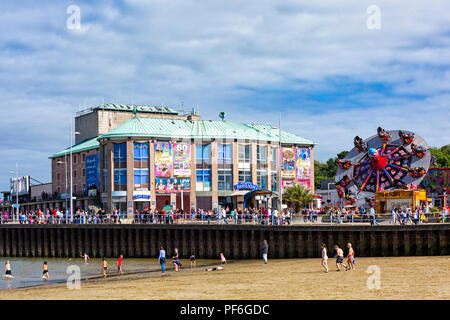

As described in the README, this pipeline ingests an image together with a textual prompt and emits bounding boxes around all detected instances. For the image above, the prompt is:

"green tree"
[430,145,450,168]
[282,183,315,212]
[314,151,348,189]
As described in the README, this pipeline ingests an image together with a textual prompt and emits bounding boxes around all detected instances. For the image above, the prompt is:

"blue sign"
[85,154,100,188]
[12,204,20,208]
[234,182,257,191]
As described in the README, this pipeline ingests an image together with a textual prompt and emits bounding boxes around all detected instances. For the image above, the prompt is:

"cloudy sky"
[1,0,449,191]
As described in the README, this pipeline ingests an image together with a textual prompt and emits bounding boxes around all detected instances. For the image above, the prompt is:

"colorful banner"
[155,142,172,177]
[85,154,100,188]
[155,178,191,193]
[282,180,311,192]
[173,143,191,177]
[281,148,296,179]
[296,148,311,180]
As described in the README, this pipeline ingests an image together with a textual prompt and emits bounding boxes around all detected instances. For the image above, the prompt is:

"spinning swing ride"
[334,127,431,206]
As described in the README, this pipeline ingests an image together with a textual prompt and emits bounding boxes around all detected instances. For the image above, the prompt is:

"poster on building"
[296,148,311,180]
[85,154,100,188]
[155,178,191,193]
[155,142,172,177]
[10,176,30,196]
[173,143,191,177]
[281,148,296,179]
[282,180,311,192]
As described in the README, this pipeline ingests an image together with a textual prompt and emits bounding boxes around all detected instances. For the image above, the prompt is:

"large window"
[271,172,278,192]
[134,142,149,189]
[218,169,233,191]
[113,143,127,191]
[239,170,252,183]
[218,144,232,164]
[257,145,267,164]
[196,169,211,191]
[102,146,108,191]
[257,170,267,189]
[196,144,211,164]
[238,144,251,163]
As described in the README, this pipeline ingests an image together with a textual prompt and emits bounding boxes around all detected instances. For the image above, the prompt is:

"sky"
[0,0,449,191]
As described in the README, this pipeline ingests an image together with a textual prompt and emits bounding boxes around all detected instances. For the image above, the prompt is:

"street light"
[69,120,81,224]
[57,157,68,223]
[9,163,19,223]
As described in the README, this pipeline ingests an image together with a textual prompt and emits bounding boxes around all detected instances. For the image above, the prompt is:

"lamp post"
[69,119,80,224]
[9,163,19,223]
[57,157,68,223]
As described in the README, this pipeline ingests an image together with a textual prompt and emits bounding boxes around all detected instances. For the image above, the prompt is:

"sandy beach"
[0,256,448,300]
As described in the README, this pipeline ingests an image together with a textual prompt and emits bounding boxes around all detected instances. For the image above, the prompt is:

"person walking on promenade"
[320,244,329,273]
[369,206,379,226]
[158,246,167,276]
[334,245,348,271]
[262,240,269,266]
[346,243,355,271]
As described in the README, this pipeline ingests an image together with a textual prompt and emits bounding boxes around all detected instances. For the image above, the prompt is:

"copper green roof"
[98,117,315,145]
[49,137,100,159]
[92,103,178,114]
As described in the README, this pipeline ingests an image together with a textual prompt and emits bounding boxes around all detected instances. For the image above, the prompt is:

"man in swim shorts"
[334,245,348,271]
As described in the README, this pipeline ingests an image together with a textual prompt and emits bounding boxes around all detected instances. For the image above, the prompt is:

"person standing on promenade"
[262,240,269,266]
[320,244,329,273]
[158,246,167,276]
[334,245,348,271]
[346,243,355,271]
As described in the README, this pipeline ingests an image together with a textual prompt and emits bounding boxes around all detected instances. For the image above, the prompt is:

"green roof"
[50,137,100,159]
[98,117,315,145]
[93,103,178,115]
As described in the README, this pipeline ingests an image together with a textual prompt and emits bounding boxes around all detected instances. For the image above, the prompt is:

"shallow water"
[0,257,164,289]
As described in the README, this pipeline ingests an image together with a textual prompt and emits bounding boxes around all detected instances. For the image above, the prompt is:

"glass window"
[257,170,267,189]
[134,169,149,186]
[114,143,127,190]
[271,147,278,168]
[238,144,251,163]
[218,144,232,164]
[238,170,252,183]
[257,145,267,164]
[134,143,149,189]
[218,169,233,191]
[271,172,278,192]
[196,169,211,191]
[196,144,211,164]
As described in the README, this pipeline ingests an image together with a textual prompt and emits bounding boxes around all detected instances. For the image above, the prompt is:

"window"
[82,169,85,177]
[238,170,252,183]
[271,172,278,192]
[238,144,251,163]
[257,145,267,164]
[114,143,127,191]
[74,170,77,178]
[196,169,211,191]
[134,142,149,189]
[196,144,211,164]
[218,144,232,164]
[82,154,86,162]
[218,169,233,191]
[271,147,278,168]
[57,173,60,181]
[103,170,108,191]
[74,155,77,164]
[257,170,267,189]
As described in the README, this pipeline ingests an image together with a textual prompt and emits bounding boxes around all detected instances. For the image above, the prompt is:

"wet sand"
[0,256,448,300]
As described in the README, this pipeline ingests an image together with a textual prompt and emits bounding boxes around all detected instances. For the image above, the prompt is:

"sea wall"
[0,224,448,259]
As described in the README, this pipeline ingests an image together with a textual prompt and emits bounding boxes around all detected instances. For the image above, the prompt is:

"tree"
[282,183,315,212]
[314,151,348,189]
[430,145,450,168]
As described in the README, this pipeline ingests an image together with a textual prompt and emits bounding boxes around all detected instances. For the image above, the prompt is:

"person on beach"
[346,243,355,270]
[158,246,167,276]
[190,254,196,268]
[205,266,224,272]
[262,240,269,266]
[320,244,329,273]
[4,260,12,278]
[42,261,49,280]
[102,258,108,279]
[117,255,123,275]
[172,248,182,271]
[334,245,348,271]
[81,252,90,265]
[220,252,227,265]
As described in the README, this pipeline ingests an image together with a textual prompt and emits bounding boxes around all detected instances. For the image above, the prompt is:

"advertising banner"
[85,154,100,188]
[282,180,311,192]
[281,148,296,179]
[10,176,30,196]
[155,178,191,193]
[173,143,191,177]
[296,148,311,180]
[155,142,172,177]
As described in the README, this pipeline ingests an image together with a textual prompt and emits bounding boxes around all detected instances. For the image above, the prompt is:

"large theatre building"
[50,104,315,217]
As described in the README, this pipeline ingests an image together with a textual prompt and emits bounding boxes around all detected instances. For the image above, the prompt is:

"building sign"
[61,192,70,200]
[386,198,413,210]
[85,154,100,188]
[88,189,97,197]
[282,180,311,191]
[155,178,190,193]
[133,190,151,201]
[281,148,296,179]
[234,182,257,191]
[10,176,30,196]
[173,143,191,177]
[155,142,172,177]
[296,148,311,180]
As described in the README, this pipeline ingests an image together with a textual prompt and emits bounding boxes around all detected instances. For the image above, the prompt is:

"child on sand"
[320,244,329,273]
[42,261,49,280]
[334,245,348,271]
[220,252,227,265]
[205,266,224,272]
[102,258,108,278]
[347,243,355,270]
[190,254,196,268]
[117,255,123,275]
[4,260,12,278]
[81,252,90,265]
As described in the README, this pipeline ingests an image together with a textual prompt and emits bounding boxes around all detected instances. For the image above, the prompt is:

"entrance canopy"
[243,189,279,199]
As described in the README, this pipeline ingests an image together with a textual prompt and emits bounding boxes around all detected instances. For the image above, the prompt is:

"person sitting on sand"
[320,244,329,273]
[102,258,108,279]
[205,267,224,272]
[220,252,227,265]
[347,243,355,270]
[334,245,348,271]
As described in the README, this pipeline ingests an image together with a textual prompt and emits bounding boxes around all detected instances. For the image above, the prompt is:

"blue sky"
[1,0,450,191]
